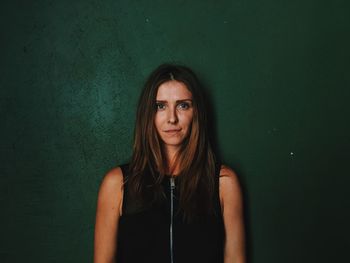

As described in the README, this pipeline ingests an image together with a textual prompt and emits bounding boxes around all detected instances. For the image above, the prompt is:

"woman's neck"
[164,146,180,175]
[165,163,179,175]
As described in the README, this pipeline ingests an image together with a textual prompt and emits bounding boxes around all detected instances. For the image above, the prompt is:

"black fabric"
[116,163,225,263]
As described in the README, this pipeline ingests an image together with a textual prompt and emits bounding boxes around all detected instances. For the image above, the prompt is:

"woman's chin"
[161,139,184,147]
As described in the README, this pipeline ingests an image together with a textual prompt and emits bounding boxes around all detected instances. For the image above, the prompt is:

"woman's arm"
[94,167,124,263]
[220,165,246,263]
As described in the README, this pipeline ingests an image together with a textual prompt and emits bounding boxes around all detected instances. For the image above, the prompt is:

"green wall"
[1,0,349,262]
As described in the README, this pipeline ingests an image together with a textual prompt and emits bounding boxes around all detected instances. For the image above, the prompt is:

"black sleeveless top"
[116,163,225,263]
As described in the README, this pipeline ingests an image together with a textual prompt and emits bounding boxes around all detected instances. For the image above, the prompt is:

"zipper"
[169,177,175,263]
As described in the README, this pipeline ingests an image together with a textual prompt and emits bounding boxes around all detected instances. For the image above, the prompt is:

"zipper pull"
[170,177,175,190]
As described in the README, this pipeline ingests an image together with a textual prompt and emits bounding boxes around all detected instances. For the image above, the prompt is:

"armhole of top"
[119,164,129,217]
[215,160,223,218]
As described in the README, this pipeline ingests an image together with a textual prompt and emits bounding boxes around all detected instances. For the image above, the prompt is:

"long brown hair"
[128,63,218,223]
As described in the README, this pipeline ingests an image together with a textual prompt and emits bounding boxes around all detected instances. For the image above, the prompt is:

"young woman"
[94,64,245,263]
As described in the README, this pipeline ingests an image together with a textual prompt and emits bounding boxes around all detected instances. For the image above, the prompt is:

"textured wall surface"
[1,0,350,262]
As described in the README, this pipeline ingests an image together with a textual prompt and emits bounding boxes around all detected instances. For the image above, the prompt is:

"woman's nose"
[167,107,178,124]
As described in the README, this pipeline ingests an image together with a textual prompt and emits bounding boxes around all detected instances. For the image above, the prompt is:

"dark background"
[1,0,349,262]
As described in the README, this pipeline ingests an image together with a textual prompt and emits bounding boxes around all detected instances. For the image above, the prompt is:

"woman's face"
[154,80,194,152]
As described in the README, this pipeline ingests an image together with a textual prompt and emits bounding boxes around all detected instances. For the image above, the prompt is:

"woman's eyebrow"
[156,99,193,103]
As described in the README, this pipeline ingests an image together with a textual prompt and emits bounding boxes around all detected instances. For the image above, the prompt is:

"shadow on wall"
[201,79,253,263]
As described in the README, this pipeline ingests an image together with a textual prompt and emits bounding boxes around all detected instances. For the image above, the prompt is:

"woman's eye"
[178,102,190,110]
[156,103,166,110]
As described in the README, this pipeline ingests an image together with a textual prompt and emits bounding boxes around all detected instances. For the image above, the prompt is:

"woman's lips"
[164,129,181,133]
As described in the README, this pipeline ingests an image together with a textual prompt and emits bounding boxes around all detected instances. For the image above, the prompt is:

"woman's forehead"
[156,80,192,100]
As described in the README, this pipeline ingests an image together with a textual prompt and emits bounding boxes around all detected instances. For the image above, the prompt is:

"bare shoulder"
[99,167,124,195]
[219,164,242,212]
[94,167,124,261]
[101,166,124,187]
[219,165,246,262]
[219,164,240,187]
[97,166,124,216]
